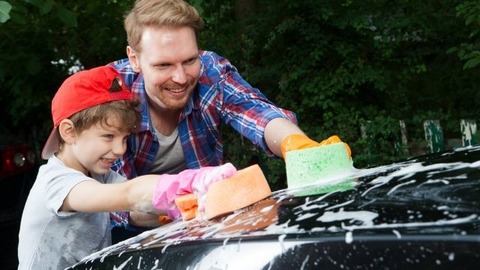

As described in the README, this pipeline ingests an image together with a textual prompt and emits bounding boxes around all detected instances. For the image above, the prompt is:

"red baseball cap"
[41,66,133,159]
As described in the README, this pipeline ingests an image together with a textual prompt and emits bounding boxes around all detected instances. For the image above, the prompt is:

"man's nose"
[172,65,187,84]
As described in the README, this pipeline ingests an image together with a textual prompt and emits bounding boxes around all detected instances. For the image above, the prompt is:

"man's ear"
[127,46,141,73]
[58,119,76,144]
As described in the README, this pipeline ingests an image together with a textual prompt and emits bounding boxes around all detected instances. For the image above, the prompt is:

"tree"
[1,0,479,186]
[198,0,480,175]
[0,0,132,154]
[448,0,480,69]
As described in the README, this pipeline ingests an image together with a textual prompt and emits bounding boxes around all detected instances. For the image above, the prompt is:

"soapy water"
[72,147,480,268]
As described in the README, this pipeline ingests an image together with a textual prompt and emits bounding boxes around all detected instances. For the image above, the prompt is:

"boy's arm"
[61,175,161,214]
[61,164,237,219]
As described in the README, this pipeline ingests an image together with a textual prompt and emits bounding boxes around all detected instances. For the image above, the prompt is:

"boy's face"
[65,115,130,175]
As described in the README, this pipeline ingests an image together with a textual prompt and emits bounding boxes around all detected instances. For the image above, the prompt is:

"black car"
[69,146,480,270]
[0,136,38,270]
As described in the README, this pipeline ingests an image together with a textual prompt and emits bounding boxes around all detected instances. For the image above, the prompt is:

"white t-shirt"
[18,155,126,270]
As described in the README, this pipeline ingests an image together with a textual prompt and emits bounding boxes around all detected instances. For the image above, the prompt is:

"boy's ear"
[58,119,77,144]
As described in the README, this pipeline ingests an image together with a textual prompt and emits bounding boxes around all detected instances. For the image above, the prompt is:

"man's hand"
[281,134,351,158]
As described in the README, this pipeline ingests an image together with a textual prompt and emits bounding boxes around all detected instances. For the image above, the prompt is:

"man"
[108,0,347,236]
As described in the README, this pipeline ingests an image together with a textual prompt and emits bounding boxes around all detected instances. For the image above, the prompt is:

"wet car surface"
[69,146,480,270]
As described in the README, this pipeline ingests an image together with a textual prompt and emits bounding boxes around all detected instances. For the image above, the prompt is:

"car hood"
[70,146,480,269]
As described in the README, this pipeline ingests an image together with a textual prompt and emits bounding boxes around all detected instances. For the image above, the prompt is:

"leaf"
[465,14,474,25]
[39,0,53,15]
[191,0,204,15]
[446,47,458,54]
[0,1,12,23]
[463,57,480,70]
[20,0,53,15]
[55,6,77,27]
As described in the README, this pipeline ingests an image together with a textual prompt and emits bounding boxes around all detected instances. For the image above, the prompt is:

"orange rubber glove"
[157,215,173,226]
[281,134,351,158]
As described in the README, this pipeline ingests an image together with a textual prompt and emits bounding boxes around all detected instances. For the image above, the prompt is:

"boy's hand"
[151,163,237,219]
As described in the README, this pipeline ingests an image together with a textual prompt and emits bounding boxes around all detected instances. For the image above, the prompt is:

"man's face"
[128,26,201,111]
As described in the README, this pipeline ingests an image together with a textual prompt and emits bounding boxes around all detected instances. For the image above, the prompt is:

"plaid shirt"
[108,50,297,227]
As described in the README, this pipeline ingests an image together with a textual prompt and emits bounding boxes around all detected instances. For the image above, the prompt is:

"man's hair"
[57,99,141,145]
[124,0,204,52]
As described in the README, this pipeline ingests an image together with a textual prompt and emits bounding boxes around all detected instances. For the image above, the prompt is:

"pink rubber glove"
[152,163,237,220]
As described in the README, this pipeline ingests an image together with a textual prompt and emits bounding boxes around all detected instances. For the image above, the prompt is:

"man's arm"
[264,118,306,158]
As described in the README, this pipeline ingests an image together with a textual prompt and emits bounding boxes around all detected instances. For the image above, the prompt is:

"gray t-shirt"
[18,155,126,270]
[149,127,186,174]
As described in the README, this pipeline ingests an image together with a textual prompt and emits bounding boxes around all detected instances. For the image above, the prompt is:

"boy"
[17,66,236,270]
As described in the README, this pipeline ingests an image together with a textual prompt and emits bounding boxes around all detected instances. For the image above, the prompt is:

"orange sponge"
[205,164,272,219]
[174,193,198,221]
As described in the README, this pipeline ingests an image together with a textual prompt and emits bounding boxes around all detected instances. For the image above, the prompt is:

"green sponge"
[285,142,354,189]
[292,178,356,197]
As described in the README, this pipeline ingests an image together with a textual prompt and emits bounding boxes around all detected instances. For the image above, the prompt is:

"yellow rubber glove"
[281,134,351,158]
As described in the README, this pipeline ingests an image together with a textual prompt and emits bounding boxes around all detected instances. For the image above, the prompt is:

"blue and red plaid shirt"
[108,50,297,227]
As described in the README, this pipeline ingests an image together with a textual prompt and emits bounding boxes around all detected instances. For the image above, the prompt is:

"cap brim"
[41,127,60,160]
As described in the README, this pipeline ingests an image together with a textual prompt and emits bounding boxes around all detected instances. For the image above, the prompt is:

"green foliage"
[0,1,12,23]
[0,0,132,153]
[197,0,480,187]
[1,0,479,188]
[354,114,409,167]
[448,0,480,69]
